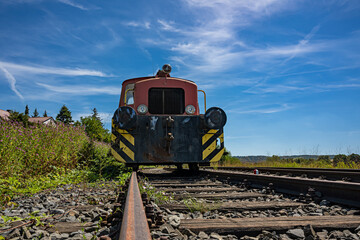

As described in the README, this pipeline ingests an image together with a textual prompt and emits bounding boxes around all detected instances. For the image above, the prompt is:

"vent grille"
[148,88,185,114]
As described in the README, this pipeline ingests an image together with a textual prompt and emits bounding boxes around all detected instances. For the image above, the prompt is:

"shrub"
[79,109,110,143]
[77,141,129,181]
[333,154,347,167]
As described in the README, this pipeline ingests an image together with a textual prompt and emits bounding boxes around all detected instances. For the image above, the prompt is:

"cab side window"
[124,84,135,105]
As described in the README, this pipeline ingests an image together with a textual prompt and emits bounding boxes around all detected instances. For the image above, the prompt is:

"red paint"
[119,77,200,115]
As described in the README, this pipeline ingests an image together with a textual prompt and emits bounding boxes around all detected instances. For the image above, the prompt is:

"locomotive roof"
[122,76,196,85]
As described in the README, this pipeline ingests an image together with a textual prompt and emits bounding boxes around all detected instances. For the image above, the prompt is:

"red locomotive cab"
[119,77,200,116]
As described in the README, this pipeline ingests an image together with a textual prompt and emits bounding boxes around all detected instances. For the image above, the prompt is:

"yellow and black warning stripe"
[111,124,135,163]
[202,129,224,162]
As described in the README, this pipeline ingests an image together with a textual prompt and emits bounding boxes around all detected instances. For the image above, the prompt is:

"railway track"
[120,168,360,239]
[1,167,359,239]
[204,166,360,182]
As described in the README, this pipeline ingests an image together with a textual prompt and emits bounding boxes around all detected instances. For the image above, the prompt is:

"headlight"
[112,106,137,130]
[204,107,227,129]
[185,105,196,115]
[137,104,148,114]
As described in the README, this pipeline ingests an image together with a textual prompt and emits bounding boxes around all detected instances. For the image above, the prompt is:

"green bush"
[77,141,129,181]
[78,108,111,143]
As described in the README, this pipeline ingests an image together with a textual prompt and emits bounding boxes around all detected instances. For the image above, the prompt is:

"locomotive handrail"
[119,172,151,240]
[198,89,207,113]
[124,89,134,106]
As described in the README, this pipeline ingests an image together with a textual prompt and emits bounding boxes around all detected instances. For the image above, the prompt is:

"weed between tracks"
[139,178,171,205]
[183,197,220,213]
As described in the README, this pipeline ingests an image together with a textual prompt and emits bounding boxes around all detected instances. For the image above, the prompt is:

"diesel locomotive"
[111,64,227,170]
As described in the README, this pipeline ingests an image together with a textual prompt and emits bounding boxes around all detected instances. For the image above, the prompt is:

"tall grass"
[0,120,87,179]
[0,119,131,207]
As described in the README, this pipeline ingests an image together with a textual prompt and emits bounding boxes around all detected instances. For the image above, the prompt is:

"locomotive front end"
[111,65,226,169]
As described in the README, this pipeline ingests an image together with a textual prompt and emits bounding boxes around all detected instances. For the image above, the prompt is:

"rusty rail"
[201,169,360,207]
[204,166,360,182]
[119,172,151,240]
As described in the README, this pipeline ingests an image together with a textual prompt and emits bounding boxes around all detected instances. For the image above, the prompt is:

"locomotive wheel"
[188,163,199,172]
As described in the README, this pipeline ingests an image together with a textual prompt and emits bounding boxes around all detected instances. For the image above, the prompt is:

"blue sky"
[1,0,359,156]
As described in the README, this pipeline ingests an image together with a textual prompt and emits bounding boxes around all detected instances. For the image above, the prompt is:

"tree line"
[266,154,360,167]
[6,105,111,143]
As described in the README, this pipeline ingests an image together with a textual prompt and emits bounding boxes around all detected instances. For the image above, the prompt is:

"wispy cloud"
[281,25,321,64]
[0,61,108,77]
[157,20,180,32]
[37,83,120,95]
[94,26,122,51]
[140,1,328,76]
[245,84,309,94]
[0,65,24,99]
[244,79,360,94]
[125,21,151,29]
[57,0,88,10]
[228,103,292,114]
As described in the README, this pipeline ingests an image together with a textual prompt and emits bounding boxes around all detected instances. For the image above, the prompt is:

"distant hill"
[234,155,336,162]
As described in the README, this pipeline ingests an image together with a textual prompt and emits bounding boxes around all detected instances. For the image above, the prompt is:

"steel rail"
[119,172,151,240]
[206,166,360,182]
[201,169,360,207]
[212,166,360,172]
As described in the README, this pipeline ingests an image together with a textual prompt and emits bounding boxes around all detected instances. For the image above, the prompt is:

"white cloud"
[245,84,309,94]
[157,20,180,32]
[37,83,120,95]
[244,78,360,94]
[140,1,327,76]
[0,65,24,99]
[0,61,108,77]
[57,0,88,10]
[319,83,360,90]
[125,21,151,29]
[229,103,292,114]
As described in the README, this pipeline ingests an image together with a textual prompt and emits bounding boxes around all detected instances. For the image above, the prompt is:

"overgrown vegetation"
[0,105,129,208]
[217,149,360,169]
[0,120,87,178]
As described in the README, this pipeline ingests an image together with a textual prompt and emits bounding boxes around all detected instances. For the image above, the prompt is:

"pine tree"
[32,108,39,117]
[43,110,48,117]
[24,105,29,116]
[92,108,100,120]
[56,105,73,124]
[9,111,30,127]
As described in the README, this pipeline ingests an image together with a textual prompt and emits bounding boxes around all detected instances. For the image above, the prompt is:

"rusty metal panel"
[135,115,202,164]
[119,172,151,240]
